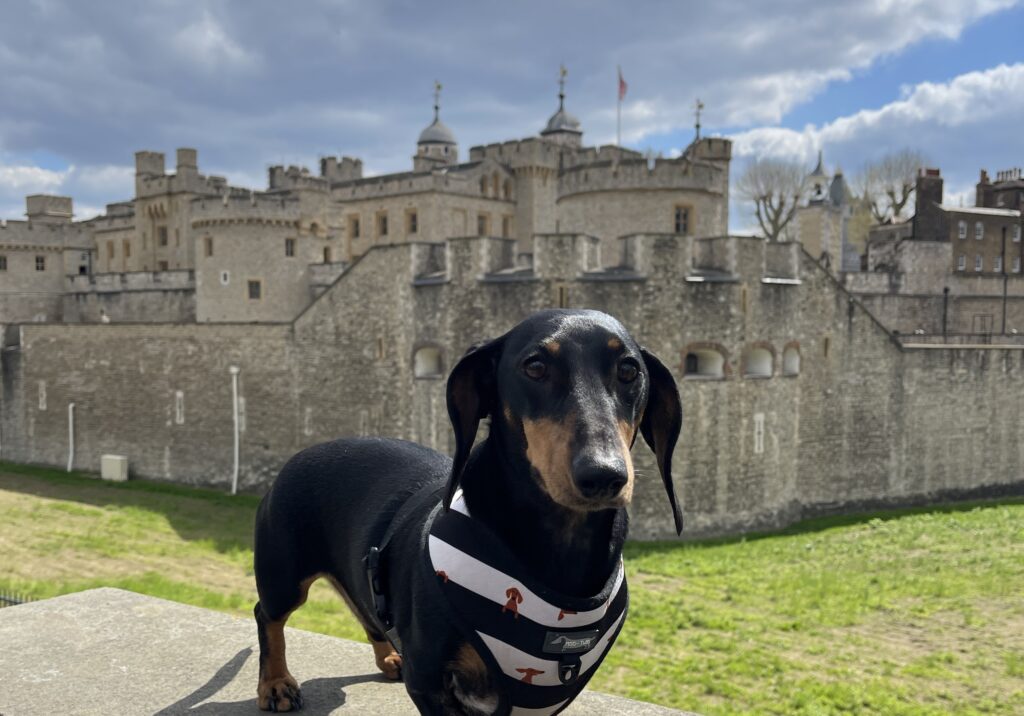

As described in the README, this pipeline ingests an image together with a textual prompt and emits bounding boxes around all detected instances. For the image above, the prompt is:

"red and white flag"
[618,66,628,101]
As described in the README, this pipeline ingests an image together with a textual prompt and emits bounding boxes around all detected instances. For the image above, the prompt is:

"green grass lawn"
[1,461,1022,715]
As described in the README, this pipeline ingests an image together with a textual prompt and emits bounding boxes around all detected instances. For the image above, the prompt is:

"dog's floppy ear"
[445,335,504,510]
[639,347,684,535]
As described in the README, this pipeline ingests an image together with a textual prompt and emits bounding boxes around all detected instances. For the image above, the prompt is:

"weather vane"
[433,80,442,120]
[695,98,705,140]
[558,65,567,108]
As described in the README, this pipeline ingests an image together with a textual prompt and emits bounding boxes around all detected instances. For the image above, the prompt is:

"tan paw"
[258,675,303,712]
[378,651,403,680]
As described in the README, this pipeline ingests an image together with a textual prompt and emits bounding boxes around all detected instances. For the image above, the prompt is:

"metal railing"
[0,591,33,608]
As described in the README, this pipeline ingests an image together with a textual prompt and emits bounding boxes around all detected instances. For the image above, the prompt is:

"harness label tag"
[542,629,600,654]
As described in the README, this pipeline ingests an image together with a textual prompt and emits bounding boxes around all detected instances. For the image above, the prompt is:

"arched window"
[782,346,800,376]
[414,346,443,378]
[683,349,725,379]
[743,347,773,378]
[492,172,499,197]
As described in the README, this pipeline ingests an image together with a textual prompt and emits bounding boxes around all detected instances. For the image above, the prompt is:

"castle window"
[158,226,168,246]
[35,255,45,271]
[220,271,230,286]
[377,213,388,237]
[248,280,262,300]
[413,346,443,378]
[175,229,180,247]
[995,256,1003,273]
[975,222,984,240]
[683,349,724,379]
[492,172,499,198]
[0,255,6,271]
[204,237,214,257]
[349,216,360,239]
[674,206,690,235]
[323,247,332,263]
[957,254,966,271]
[783,346,800,376]
[1014,257,1021,273]
[975,255,983,272]
[158,260,169,271]
[477,213,490,237]
[407,210,418,234]
[285,238,295,257]
[958,221,967,240]
[743,347,773,378]
[123,240,131,258]
[107,241,115,260]
[1015,225,1022,242]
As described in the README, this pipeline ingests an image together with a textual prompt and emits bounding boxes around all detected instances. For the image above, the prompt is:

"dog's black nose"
[574,462,628,498]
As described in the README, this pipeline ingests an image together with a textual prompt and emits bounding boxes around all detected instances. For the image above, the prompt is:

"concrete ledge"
[0,589,695,715]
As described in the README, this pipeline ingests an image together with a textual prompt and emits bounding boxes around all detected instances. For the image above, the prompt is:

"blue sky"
[1,0,1022,229]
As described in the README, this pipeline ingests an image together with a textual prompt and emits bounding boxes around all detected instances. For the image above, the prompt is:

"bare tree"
[854,149,928,223]
[736,158,806,242]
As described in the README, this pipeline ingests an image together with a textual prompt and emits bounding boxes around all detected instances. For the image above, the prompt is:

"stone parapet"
[0,588,694,715]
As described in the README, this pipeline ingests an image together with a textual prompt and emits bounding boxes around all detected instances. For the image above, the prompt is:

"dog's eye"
[617,359,639,383]
[523,358,547,381]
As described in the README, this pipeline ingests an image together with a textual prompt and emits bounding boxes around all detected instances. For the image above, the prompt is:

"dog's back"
[252,437,450,709]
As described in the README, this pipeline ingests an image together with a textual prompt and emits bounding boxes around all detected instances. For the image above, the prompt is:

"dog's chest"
[427,493,628,715]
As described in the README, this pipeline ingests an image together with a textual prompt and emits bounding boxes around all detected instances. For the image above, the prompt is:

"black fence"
[0,591,33,608]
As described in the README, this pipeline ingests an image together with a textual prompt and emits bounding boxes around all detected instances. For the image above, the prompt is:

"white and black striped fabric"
[427,490,629,716]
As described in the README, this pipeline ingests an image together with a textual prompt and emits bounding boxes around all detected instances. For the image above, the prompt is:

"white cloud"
[732,63,1024,164]
[0,164,68,193]
[172,10,259,71]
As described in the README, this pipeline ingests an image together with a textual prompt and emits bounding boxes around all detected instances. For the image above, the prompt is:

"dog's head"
[445,309,683,535]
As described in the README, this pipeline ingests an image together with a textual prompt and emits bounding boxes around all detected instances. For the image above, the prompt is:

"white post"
[67,403,75,472]
[229,366,240,495]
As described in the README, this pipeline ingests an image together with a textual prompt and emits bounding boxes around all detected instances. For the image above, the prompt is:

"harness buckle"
[364,546,390,626]
[557,654,582,684]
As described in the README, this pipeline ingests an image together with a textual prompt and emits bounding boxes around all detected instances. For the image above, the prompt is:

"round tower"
[540,66,583,148]
[414,81,458,171]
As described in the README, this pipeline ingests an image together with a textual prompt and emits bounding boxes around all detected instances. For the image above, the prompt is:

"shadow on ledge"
[155,647,386,715]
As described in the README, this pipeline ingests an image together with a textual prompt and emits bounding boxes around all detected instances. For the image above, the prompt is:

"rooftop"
[941,205,1021,218]
[0,588,696,715]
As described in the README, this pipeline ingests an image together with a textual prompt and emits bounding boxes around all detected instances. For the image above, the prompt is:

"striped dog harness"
[427,491,629,716]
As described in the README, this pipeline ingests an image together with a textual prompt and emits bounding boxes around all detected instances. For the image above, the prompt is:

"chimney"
[913,168,947,241]
[977,168,994,208]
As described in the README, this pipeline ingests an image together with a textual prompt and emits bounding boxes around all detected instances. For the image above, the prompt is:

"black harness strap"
[364,481,444,653]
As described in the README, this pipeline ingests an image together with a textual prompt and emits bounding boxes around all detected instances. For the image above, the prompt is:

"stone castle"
[2,85,1023,539]
[0,84,729,325]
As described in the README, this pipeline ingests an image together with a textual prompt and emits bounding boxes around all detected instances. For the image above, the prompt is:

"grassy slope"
[1,462,1021,715]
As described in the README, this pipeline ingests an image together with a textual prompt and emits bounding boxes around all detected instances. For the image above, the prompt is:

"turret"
[414,81,458,171]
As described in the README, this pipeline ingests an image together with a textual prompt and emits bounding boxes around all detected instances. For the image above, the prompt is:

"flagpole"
[616,66,622,146]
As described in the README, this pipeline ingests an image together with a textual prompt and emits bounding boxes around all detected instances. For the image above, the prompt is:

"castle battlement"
[331,169,474,201]
[319,156,363,183]
[467,138,562,168]
[189,193,302,227]
[66,269,195,294]
[560,144,643,169]
[268,165,330,193]
[558,156,726,198]
[404,233,797,288]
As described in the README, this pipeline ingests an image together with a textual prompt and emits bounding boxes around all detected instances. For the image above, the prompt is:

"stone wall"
[62,271,196,323]
[3,236,1022,539]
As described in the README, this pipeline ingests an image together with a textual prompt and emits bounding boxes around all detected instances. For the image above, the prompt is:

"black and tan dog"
[253,309,682,714]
